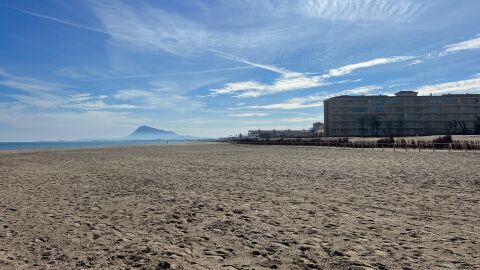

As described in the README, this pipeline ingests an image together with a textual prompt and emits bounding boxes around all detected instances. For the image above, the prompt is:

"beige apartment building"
[247,122,325,139]
[324,91,480,137]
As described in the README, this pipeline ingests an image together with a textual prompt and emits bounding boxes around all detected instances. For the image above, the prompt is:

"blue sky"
[1,0,480,141]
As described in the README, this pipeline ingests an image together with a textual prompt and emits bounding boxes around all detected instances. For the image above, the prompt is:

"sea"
[0,140,188,151]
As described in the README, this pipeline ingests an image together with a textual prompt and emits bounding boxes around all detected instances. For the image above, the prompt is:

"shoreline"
[0,140,217,153]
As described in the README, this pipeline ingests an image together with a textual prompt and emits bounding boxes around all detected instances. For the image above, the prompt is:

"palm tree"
[474,115,480,135]
[459,121,467,134]
[397,118,406,137]
[385,121,393,137]
[368,115,381,137]
[447,121,457,134]
[359,117,367,137]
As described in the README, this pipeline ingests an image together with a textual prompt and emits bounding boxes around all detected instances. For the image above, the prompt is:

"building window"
[386,99,403,105]
[373,106,384,112]
[351,107,368,113]
[442,97,458,104]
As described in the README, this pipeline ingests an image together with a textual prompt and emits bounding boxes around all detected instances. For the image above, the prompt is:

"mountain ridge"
[126,125,193,141]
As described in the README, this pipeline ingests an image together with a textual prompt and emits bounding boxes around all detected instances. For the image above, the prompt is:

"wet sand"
[0,143,479,269]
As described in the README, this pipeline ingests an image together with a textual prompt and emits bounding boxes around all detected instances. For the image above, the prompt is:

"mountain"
[125,126,193,141]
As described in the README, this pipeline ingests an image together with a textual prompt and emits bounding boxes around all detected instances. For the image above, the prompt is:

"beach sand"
[0,143,479,269]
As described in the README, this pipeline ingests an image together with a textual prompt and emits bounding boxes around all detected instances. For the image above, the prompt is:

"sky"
[1,0,480,141]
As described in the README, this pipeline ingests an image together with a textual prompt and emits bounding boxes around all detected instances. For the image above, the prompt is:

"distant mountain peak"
[126,125,191,141]
[132,125,174,135]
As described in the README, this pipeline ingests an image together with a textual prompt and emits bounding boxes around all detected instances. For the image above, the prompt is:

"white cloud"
[414,78,480,95]
[65,93,137,110]
[211,53,410,98]
[80,66,255,82]
[211,50,301,77]
[91,1,208,55]
[209,50,327,97]
[0,69,68,94]
[409,59,423,65]
[388,83,408,88]
[7,94,63,109]
[55,66,110,80]
[0,3,111,36]
[297,0,425,22]
[228,0,425,23]
[281,117,323,123]
[114,88,203,110]
[249,86,380,110]
[0,70,137,110]
[211,76,326,98]
[443,35,480,54]
[227,113,270,117]
[0,69,69,108]
[325,56,415,77]
[0,105,144,141]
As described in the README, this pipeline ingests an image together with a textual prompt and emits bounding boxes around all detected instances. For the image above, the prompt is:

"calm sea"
[0,140,187,151]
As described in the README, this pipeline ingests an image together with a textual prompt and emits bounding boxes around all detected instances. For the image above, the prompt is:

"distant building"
[248,122,325,139]
[324,91,480,137]
[247,129,309,139]
[311,122,325,137]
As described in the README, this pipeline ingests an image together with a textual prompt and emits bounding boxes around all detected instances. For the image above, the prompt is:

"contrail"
[0,3,294,81]
[0,3,128,39]
[79,66,257,82]
[207,48,294,76]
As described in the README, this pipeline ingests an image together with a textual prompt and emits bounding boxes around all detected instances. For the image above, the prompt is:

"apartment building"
[247,129,310,139]
[248,123,325,139]
[324,91,480,137]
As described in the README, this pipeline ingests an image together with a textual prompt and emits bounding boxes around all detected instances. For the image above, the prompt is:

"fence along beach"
[232,135,480,152]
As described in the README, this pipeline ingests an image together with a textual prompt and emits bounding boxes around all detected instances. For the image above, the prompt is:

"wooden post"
[433,143,435,152]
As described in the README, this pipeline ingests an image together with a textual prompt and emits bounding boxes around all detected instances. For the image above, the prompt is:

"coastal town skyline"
[1,0,480,141]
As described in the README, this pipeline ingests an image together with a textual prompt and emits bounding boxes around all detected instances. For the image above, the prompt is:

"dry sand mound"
[0,143,479,269]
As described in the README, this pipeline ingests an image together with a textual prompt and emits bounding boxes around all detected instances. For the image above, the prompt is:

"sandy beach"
[0,143,479,269]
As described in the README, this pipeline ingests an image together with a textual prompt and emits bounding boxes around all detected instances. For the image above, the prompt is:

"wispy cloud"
[211,53,411,98]
[0,105,145,141]
[91,1,207,55]
[211,77,326,98]
[414,78,480,95]
[80,66,255,82]
[54,66,110,80]
[325,56,415,77]
[442,35,480,54]
[0,69,67,108]
[0,3,111,35]
[65,93,137,110]
[229,0,425,23]
[211,50,300,77]
[0,70,136,110]
[210,51,327,97]
[297,0,425,22]
[227,113,270,117]
[248,86,380,110]
[0,69,68,94]
[114,88,203,111]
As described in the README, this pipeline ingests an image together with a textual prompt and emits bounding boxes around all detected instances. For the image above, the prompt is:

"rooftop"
[326,92,480,100]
